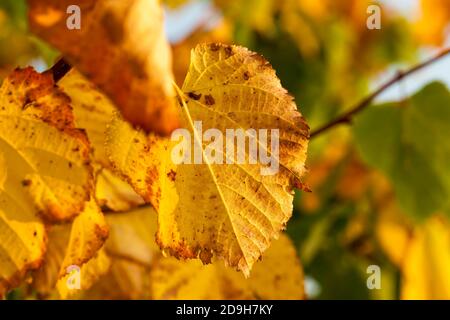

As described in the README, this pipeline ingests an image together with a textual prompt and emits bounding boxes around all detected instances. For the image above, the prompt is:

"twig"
[47,58,72,82]
[310,48,450,139]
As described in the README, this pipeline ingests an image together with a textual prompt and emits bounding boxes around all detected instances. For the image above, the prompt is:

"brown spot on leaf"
[188,92,202,100]
[291,177,311,192]
[204,94,215,106]
[199,249,213,264]
[176,96,184,107]
[210,43,220,51]
[167,170,176,182]
[22,179,32,187]
[102,10,124,45]
[224,46,234,58]
[250,52,272,70]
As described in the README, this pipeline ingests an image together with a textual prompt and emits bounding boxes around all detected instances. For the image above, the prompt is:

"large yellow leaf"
[33,198,109,298]
[151,234,305,300]
[106,43,309,276]
[161,43,309,275]
[0,68,92,295]
[28,0,179,135]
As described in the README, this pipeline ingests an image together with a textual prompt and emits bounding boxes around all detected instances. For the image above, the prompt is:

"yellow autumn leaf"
[103,207,159,265]
[28,0,179,135]
[151,234,305,300]
[0,67,92,222]
[58,198,109,275]
[58,69,116,167]
[56,69,145,212]
[32,198,109,298]
[96,168,145,212]
[172,20,232,86]
[0,67,92,295]
[160,43,309,275]
[32,224,69,298]
[57,248,110,299]
[105,113,170,207]
[106,43,309,276]
[84,207,158,299]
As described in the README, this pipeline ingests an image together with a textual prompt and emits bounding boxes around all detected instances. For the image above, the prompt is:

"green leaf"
[353,82,450,220]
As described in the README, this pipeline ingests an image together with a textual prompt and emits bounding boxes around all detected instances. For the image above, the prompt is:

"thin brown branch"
[310,48,450,139]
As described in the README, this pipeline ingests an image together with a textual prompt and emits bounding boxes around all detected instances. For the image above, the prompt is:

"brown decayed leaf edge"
[2,67,94,222]
[0,67,96,295]
[0,233,47,298]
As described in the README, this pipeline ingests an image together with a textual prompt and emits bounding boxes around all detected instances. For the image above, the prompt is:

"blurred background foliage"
[1,0,449,299]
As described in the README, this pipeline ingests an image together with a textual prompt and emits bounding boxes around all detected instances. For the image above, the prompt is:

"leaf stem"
[47,58,72,82]
[310,48,450,139]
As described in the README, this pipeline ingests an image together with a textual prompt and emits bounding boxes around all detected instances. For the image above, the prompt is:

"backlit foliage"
[0,0,449,300]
